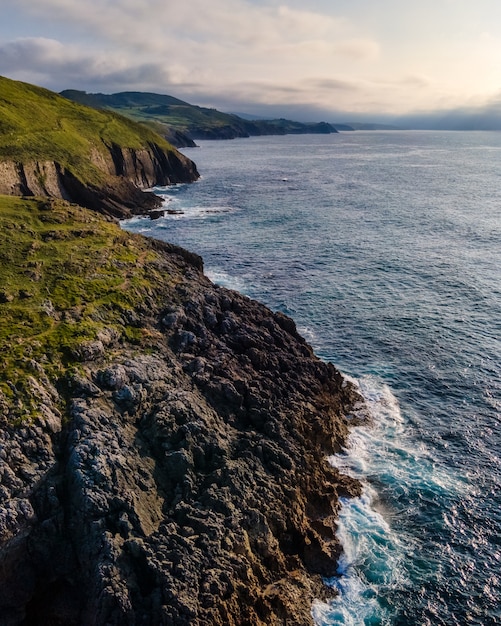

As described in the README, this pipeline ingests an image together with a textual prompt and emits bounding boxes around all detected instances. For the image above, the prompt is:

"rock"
[0,290,14,303]
[0,146,199,221]
[96,327,121,347]
[0,236,364,625]
[149,209,165,220]
[72,340,105,362]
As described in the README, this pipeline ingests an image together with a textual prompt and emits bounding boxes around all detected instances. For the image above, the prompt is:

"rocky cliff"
[0,75,200,220]
[0,198,363,625]
[0,143,199,219]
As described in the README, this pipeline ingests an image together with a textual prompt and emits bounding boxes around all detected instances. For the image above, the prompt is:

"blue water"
[122,131,501,625]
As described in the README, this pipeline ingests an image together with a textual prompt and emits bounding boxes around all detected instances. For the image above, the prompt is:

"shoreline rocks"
[0,231,362,625]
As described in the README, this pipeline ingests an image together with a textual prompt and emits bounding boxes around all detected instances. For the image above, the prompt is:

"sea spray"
[311,378,407,625]
[312,376,470,626]
[147,183,237,220]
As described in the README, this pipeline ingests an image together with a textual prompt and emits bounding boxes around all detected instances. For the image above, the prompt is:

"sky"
[2,0,501,125]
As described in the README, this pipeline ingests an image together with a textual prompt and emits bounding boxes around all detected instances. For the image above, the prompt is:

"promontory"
[0,76,361,625]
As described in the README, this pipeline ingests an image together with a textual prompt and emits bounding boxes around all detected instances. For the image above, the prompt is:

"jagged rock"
[0,148,199,220]
[72,340,105,362]
[0,240,364,626]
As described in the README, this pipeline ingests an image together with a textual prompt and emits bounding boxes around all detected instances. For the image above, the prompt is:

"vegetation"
[59,89,247,136]
[60,90,340,140]
[0,76,179,186]
[0,195,177,421]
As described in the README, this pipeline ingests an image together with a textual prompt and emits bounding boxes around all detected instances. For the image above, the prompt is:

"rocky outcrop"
[161,129,198,149]
[0,239,362,625]
[101,143,199,189]
[0,160,70,199]
[0,142,199,219]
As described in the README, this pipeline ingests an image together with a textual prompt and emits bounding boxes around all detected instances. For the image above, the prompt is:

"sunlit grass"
[0,195,177,421]
[0,75,178,186]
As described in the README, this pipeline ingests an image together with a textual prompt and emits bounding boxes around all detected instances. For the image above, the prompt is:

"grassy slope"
[59,90,338,137]
[0,76,203,421]
[0,195,179,421]
[0,76,179,185]
[59,89,250,135]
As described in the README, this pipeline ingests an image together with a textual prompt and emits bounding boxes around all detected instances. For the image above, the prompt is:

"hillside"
[0,76,199,217]
[60,90,339,142]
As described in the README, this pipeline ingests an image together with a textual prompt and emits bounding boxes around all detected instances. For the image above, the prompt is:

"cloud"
[2,0,380,74]
[332,39,381,61]
[0,37,337,112]
[4,0,491,120]
[0,36,426,120]
[0,1,386,115]
[10,0,349,45]
[0,37,173,91]
[5,1,339,44]
[0,37,65,70]
[391,75,431,88]
[393,93,501,130]
[307,77,362,93]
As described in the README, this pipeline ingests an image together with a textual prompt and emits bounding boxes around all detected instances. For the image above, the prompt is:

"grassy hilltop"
[0,76,200,420]
[60,89,340,141]
[0,76,198,220]
[0,77,183,185]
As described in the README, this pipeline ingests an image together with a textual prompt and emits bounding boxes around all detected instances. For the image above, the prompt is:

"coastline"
[0,201,363,625]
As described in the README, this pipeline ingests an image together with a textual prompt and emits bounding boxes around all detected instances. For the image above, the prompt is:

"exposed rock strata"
[161,128,198,149]
[0,142,199,219]
[0,241,362,625]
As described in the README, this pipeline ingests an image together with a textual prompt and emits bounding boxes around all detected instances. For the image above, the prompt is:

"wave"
[204,268,250,293]
[148,184,237,220]
[313,376,469,625]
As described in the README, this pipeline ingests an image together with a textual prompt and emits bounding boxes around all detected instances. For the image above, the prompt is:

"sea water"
[122,131,501,625]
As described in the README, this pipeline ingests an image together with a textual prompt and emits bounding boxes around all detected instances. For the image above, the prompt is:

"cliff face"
[0,75,200,220]
[0,142,199,219]
[0,206,362,626]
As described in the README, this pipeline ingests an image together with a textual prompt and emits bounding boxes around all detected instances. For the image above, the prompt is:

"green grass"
[0,195,177,421]
[0,75,178,186]
[59,89,339,139]
[59,89,246,135]
[106,104,248,136]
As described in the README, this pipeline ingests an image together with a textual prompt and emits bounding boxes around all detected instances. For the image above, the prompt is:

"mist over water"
[123,131,501,625]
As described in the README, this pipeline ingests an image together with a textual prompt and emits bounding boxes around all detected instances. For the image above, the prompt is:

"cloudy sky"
[2,0,501,123]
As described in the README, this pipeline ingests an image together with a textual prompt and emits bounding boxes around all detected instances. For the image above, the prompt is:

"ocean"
[122,131,501,625]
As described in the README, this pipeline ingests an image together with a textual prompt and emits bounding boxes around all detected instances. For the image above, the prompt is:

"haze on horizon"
[2,0,501,128]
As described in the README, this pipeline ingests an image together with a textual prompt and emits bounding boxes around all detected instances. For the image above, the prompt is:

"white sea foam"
[296,324,318,345]
[312,377,413,625]
[157,201,236,220]
[311,485,404,625]
[141,184,238,220]
[204,268,249,294]
[313,375,470,625]
[119,215,154,235]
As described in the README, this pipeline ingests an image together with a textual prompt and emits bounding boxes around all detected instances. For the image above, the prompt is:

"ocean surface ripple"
[123,131,501,626]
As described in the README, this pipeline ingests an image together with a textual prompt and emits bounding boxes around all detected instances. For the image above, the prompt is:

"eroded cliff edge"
[0,75,199,219]
[0,143,199,220]
[0,198,362,626]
